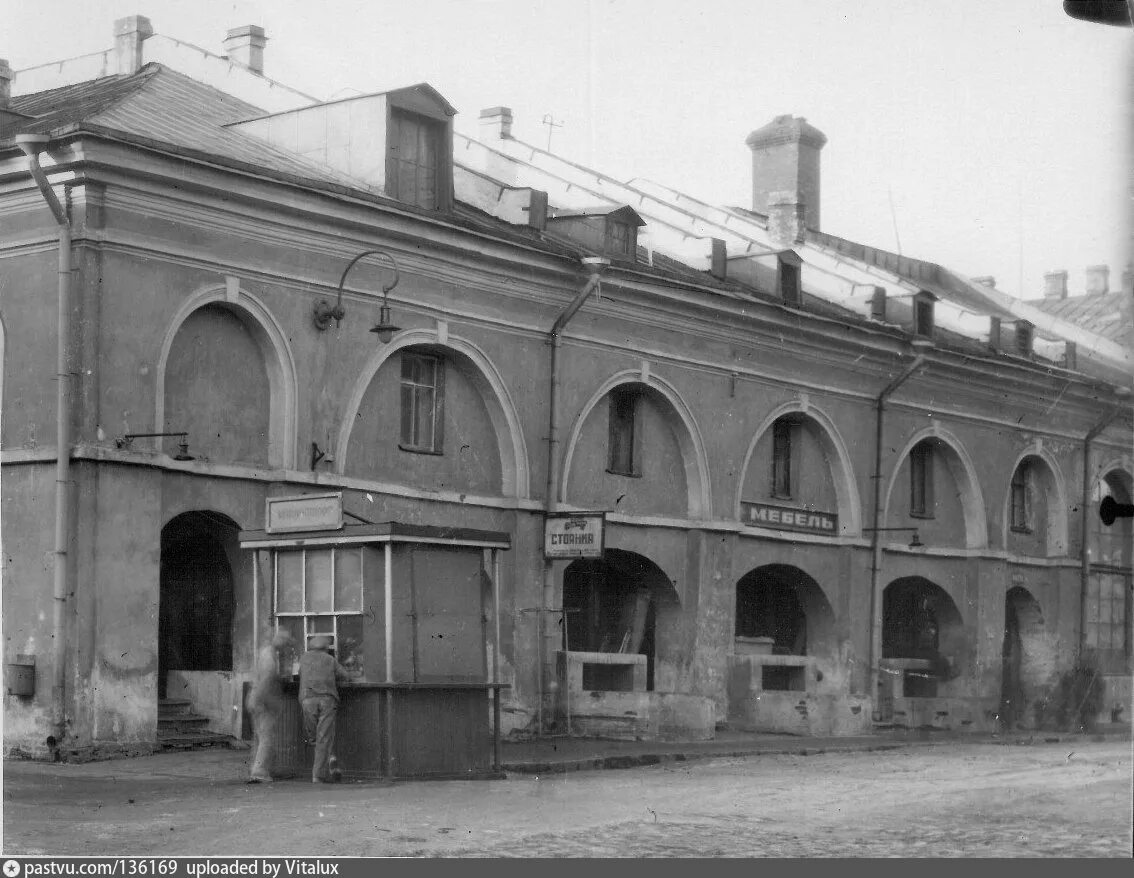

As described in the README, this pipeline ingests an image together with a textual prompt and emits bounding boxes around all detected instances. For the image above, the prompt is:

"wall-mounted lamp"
[314,249,401,338]
[116,432,194,461]
[863,526,922,548]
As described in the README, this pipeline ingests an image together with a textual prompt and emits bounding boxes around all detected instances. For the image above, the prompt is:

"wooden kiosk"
[239,493,510,781]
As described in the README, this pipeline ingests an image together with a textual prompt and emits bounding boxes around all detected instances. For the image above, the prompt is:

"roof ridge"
[10,65,157,117]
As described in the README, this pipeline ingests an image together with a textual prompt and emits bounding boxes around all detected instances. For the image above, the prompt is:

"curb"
[502,741,909,775]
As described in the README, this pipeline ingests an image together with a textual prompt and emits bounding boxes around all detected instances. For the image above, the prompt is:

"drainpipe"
[867,343,930,717]
[538,256,608,732]
[1078,394,1129,656]
[15,134,73,753]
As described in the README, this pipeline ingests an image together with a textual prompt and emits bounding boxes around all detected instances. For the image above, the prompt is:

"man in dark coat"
[298,634,349,783]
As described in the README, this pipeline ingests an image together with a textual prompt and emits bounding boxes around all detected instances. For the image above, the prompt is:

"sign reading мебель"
[741,501,838,535]
[265,492,344,533]
[544,512,605,559]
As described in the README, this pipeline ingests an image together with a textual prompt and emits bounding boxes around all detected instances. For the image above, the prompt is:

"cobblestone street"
[4,739,1131,857]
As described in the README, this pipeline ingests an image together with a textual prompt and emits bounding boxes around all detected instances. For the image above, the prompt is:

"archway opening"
[159,511,239,698]
[882,576,964,697]
[1000,586,1046,730]
[562,549,675,691]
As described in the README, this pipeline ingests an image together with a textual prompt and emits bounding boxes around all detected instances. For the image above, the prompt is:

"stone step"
[157,714,212,733]
[157,731,236,752]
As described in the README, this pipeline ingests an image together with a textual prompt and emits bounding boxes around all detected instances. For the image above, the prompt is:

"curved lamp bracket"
[314,249,401,331]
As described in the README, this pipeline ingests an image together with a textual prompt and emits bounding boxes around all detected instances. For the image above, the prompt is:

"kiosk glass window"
[274,546,366,672]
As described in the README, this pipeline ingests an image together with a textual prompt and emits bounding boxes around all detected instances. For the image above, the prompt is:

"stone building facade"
[1,17,1130,758]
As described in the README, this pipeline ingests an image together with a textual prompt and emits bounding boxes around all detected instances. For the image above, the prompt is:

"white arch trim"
[155,284,299,470]
[559,369,712,519]
[734,401,863,535]
[1000,447,1070,556]
[883,426,989,549]
[335,329,531,499]
[1095,457,1133,491]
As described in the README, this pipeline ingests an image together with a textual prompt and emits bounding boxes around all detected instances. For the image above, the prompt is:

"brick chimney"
[479,106,513,140]
[767,192,806,249]
[1084,264,1109,295]
[745,115,827,231]
[1043,269,1068,300]
[1123,263,1133,294]
[224,25,267,74]
[0,59,11,109]
[114,15,153,75]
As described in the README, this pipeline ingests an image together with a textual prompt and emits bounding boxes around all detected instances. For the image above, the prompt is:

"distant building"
[1,16,1130,760]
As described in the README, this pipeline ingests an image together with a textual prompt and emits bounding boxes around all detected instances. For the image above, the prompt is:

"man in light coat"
[246,629,293,784]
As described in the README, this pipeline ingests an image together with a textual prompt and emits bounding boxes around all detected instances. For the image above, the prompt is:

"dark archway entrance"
[882,577,964,698]
[1000,586,1045,730]
[159,511,237,697]
[562,549,673,691]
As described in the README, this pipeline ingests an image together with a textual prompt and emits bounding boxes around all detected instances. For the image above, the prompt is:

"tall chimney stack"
[745,115,827,232]
[1043,269,1068,300]
[0,59,11,109]
[114,15,153,75]
[224,25,268,74]
[1084,264,1109,295]
[479,106,513,140]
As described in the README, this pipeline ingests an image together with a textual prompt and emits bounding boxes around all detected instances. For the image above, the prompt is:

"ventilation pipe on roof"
[15,134,72,758]
[114,15,153,75]
[224,25,268,75]
[0,59,11,109]
[538,256,609,734]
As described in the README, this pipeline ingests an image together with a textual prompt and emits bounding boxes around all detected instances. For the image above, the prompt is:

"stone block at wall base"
[888,696,998,733]
[60,741,159,763]
[656,693,715,741]
[730,691,874,737]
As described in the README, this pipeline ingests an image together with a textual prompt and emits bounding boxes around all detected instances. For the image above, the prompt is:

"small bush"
[1034,660,1104,732]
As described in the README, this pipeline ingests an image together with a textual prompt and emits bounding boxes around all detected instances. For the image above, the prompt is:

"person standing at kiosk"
[246,629,293,784]
[299,634,349,783]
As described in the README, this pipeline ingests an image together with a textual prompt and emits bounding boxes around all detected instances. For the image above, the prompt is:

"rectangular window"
[1010,462,1032,532]
[1085,573,1128,652]
[1015,322,1034,356]
[771,419,800,499]
[390,110,440,210]
[910,442,935,518]
[608,388,642,476]
[400,353,444,453]
[273,546,366,675]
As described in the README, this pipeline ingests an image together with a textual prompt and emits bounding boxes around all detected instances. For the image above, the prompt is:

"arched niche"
[155,286,297,469]
[883,427,988,549]
[734,564,837,661]
[735,402,862,535]
[559,370,711,519]
[335,329,529,498]
[1002,449,1069,557]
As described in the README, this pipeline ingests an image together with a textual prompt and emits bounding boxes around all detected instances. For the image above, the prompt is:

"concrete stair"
[157,698,236,751]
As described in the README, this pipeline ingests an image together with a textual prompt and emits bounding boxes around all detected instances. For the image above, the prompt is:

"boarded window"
[390,110,440,210]
[400,352,444,453]
[1010,461,1032,532]
[608,387,642,476]
[605,220,634,257]
[771,418,800,499]
[914,297,935,338]
[779,258,802,306]
[910,441,935,518]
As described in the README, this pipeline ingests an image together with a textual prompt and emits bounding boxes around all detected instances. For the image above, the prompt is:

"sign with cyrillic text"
[265,493,344,534]
[544,512,605,559]
[740,501,837,535]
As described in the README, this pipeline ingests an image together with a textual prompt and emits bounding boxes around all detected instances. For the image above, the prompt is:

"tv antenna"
[542,114,564,152]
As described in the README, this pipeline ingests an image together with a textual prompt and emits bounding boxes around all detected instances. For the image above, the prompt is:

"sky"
[4,0,1130,301]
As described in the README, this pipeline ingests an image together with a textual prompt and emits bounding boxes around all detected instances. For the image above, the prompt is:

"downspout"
[1078,399,1127,656]
[15,134,72,753]
[868,344,929,717]
[539,256,608,732]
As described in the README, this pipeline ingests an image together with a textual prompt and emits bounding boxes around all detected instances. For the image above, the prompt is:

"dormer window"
[914,291,935,339]
[389,109,442,210]
[544,205,645,261]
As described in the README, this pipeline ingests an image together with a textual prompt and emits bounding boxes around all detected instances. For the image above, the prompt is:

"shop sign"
[265,492,343,533]
[544,512,605,559]
[741,501,837,535]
